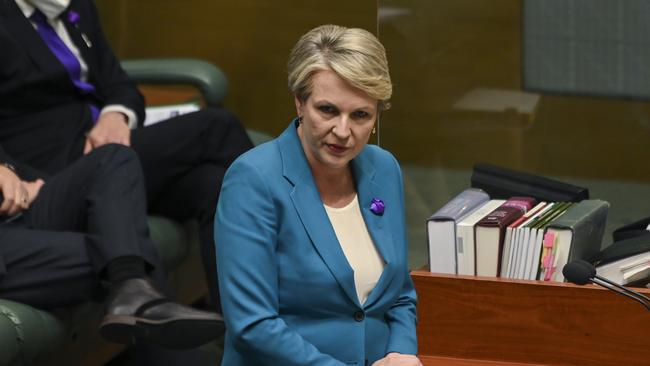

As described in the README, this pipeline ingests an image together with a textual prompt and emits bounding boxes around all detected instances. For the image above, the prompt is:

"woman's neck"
[312,165,356,208]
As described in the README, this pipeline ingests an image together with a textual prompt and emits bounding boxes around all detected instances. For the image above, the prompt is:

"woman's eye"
[318,105,336,114]
[353,111,369,119]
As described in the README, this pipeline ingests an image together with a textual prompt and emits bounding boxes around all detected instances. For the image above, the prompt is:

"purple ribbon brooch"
[67,10,80,25]
[370,198,385,216]
[67,10,92,47]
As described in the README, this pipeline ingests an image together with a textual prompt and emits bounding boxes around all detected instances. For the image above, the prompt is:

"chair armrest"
[121,58,229,107]
[0,299,67,365]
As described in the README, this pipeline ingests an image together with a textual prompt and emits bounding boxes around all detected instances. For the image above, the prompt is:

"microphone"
[563,260,650,312]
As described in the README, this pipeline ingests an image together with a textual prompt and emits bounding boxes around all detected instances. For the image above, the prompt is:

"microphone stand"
[591,275,650,312]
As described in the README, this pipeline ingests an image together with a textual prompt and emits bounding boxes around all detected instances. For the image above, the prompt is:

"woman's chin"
[317,155,351,171]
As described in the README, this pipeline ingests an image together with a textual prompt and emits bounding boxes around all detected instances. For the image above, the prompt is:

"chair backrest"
[121,58,228,107]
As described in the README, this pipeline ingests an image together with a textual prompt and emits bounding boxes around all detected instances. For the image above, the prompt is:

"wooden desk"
[421,355,548,366]
[412,271,650,366]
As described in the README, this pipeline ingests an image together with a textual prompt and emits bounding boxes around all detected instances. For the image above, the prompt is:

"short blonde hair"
[287,24,392,111]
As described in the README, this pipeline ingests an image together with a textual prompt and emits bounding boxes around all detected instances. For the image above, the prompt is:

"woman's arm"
[383,156,418,355]
[383,272,418,354]
[215,158,347,366]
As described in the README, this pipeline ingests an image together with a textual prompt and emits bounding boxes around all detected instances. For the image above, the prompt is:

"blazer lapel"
[1,0,75,90]
[352,150,397,308]
[280,122,360,307]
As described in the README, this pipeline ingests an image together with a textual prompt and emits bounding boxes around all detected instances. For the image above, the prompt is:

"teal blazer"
[215,121,417,366]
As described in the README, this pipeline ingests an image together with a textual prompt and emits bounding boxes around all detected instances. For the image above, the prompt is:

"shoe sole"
[99,315,225,349]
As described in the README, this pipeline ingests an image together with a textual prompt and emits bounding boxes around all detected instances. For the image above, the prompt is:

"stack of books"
[595,234,650,286]
[427,188,610,282]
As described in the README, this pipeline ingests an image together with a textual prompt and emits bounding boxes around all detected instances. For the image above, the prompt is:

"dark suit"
[0,144,215,365]
[0,144,161,309]
[0,0,252,306]
[0,0,143,177]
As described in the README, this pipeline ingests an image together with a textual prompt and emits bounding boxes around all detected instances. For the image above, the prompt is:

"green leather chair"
[0,59,271,366]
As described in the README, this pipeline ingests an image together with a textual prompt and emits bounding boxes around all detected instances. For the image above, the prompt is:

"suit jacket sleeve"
[215,158,347,366]
[82,0,145,124]
[0,143,45,181]
[384,155,418,355]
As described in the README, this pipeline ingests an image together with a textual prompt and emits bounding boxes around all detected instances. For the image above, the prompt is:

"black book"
[594,234,650,286]
[612,216,650,242]
[595,233,650,266]
[471,163,588,203]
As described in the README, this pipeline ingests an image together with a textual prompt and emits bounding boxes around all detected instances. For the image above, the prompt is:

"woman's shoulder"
[226,138,283,179]
[234,138,282,166]
[360,144,401,172]
[362,143,396,158]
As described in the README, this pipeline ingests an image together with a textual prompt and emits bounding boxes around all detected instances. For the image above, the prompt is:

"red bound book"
[475,197,536,277]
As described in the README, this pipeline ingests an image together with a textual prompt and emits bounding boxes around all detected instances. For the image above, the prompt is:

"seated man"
[0,0,253,309]
[0,144,223,350]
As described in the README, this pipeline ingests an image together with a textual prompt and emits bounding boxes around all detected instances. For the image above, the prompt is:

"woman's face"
[296,69,378,174]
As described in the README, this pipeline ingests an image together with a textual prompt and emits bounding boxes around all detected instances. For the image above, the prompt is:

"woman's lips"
[326,144,349,155]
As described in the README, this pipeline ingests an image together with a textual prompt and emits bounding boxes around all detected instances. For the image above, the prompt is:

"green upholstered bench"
[0,300,65,366]
[0,217,204,366]
[0,59,272,366]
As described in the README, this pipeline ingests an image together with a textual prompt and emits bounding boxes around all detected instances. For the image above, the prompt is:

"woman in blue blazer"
[215,25,421,366]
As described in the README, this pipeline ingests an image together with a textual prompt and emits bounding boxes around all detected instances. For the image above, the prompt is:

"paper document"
[144,103,201,126]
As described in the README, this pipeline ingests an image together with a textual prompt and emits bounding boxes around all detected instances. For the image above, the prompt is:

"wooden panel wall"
[96,0,377,136]
[378,0,650,182]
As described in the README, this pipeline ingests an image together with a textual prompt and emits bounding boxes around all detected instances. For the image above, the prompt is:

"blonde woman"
[215,25,421,366]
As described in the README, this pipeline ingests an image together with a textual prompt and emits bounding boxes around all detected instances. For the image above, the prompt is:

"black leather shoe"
[99,278,224,349]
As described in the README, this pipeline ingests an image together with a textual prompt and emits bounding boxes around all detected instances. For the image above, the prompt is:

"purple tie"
[31,9,93,93]
[31,9,99,121]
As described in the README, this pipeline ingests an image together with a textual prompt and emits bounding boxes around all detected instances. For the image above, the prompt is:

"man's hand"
[372,353,423,366]
[84,111,131,154]
[0,165,29,216]
[23,179,45,205]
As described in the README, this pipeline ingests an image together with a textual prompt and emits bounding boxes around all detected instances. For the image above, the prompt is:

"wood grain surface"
[412,271,650,366]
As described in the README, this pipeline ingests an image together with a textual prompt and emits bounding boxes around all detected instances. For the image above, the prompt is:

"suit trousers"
[0,105,252,309]
[131,107,253,310]
[131,108,253,311]
[0,144,160,309]
[0,144,214,365]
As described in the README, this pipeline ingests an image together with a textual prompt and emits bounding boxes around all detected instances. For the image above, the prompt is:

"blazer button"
[354,311,365,322]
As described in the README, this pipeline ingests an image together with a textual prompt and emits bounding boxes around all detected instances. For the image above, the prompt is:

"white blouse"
[324,195,385,305]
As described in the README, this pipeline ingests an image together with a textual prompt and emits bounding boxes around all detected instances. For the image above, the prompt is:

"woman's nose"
[331,117,351,139]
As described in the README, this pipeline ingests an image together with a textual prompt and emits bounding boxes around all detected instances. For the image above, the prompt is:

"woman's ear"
[294,95,303,117]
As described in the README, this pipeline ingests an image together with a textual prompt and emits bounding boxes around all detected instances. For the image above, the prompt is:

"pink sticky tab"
[543,232,555,248]
[544,267,553,281]
[543,254,553,268]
